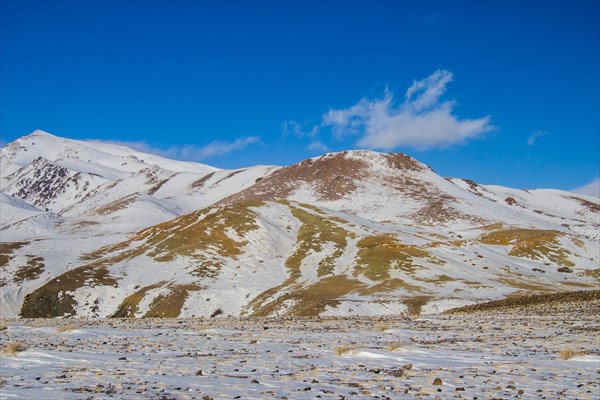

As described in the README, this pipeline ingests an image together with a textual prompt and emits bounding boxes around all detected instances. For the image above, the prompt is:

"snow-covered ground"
[1,297,598,400]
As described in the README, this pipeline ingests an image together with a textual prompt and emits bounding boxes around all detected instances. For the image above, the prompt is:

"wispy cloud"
[87,136,260,162]
[189,136,260,159]
[307,140,329,152]
[319,69,494,150]
[572,177,600,197]
[281,120,325,153]
[527,130,549,146]
[281,120,318,139]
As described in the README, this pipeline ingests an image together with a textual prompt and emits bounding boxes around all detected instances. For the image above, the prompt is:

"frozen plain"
[1,294,598,400]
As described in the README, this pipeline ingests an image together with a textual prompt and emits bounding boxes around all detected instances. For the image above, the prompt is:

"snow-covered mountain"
[1,130,598,318]
[1,130,277,237]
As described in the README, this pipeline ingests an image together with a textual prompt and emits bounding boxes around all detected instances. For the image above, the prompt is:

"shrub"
[557,267,573,273]
[210,308,223,318]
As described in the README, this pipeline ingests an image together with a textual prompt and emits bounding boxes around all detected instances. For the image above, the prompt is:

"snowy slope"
[0,192,45,226]
[450,178,599,238]
[7,200,598,319]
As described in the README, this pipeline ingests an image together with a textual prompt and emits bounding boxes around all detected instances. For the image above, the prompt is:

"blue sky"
[1,1,598,194]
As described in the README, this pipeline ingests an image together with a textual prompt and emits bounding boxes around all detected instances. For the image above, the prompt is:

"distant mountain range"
[1,130,598,318]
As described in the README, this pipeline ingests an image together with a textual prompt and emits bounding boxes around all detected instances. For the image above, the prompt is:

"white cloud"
[321,97,373,139]
[572,177,600,197]
[320,69,494,150]
[87,136,260,161]
[189,136,260,159]
[307,140,329,152]
[527,130,549,146]
[404,69,453,112]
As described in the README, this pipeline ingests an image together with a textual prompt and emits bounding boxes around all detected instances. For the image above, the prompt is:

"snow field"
[1,297,598,400]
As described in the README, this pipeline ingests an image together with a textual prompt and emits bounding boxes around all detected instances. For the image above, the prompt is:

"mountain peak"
[310,149,431,173]
[217,149,438,211]
[14,130,62,146]
[27,129,55,138]
[2,131,218,177]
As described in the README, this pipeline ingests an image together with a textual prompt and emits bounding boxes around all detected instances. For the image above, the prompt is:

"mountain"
[218,151,599,236]
[1,131,277,238]
[1,131,598,318]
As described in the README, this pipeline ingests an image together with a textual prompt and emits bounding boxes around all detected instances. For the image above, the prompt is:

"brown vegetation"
[355,235,430,280]
[445,290,599,314]
[0,241,30,269]
[14,256,45,283]
[480,228,574,266]
[20,265,118,318]
[285,205,353,278]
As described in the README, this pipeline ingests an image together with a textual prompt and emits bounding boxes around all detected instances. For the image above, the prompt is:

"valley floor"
[1,296,599,399]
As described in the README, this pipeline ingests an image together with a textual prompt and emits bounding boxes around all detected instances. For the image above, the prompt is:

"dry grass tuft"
[194,324,206,331]
[1,342,27,356]
[335,346,353,356]
[559,348,581,360]
[57,324,79,333]
[386,342,404,352]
